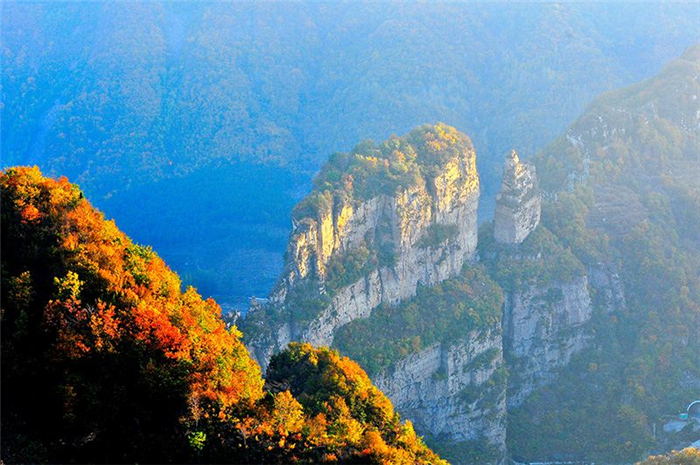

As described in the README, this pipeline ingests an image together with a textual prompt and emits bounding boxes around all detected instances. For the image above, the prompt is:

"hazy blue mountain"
[2,1,698,308]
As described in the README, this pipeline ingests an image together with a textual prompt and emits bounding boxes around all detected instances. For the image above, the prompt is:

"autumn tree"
[1,167,445,464]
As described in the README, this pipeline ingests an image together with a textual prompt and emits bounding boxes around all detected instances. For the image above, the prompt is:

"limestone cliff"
[506,48,699,462]
[244,124,480,368]
[503,275,593,408]
[588,264,627,314]
[373,327,507,462]
[494,150,541,244]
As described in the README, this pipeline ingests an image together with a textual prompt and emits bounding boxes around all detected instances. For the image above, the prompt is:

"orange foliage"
[1,166,444,464]
[2,168,264,449]
[265,343,447,464]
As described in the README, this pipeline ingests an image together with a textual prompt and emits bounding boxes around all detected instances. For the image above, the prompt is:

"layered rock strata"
[374,327,507,461]
[246,125,480,369]
[494,150,542,244]
[503,275,593,408]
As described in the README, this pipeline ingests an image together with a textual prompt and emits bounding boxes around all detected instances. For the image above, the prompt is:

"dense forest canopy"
[2,1,697,308]
[0,166,444,464]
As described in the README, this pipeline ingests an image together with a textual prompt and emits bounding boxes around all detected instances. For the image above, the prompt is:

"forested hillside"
[3,1,697,307]
[508,44,700,462]
[0,166,444,464]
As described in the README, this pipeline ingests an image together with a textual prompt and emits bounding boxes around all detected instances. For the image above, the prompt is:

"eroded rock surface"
[374,327,507,461]
[246,125,480,369]
[494,150,541,244]
[504,275,593,408]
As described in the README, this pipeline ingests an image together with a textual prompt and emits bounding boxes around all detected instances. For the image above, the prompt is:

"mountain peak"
[243,124,481,368]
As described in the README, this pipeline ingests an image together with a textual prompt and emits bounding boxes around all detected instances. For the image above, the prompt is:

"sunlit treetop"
[294,123,476,219]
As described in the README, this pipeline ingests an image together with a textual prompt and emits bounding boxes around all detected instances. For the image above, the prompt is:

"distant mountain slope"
[0,166,445,464]
[509,44,700,462]
[4,3,697,186]
[2,2,698,307]
[537,44,699,195]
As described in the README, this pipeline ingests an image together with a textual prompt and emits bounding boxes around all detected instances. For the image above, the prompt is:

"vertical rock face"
[373,327,507,461]
[273,170,479,308]
[588,264,627,313]
[503,275,593,408]
[494,150,542,244]
[246,125,480,369]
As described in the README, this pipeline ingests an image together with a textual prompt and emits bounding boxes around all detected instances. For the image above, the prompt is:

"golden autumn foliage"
[1,167,444,464]
[1,166,263,462]
[265,343,447,464]
[293,123,474,221]
[638,448,700,465]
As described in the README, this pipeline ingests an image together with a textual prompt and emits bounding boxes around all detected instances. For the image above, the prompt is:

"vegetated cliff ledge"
[242,124,480,369]
[374,330,507,464]
[479,223,598,411]
[503,275,592,408]
[334,268,508,463]
[505,46,699,464]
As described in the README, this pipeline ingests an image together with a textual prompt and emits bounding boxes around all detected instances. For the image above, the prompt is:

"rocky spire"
[494,150,541,244]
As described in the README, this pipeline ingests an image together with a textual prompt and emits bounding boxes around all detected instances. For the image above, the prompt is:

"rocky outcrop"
[273,159,480,304]
[247,126,480,369]
[494,150,541,244]
[588,264,627,313]
[373,326,507,461]
[503,275,593,408]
